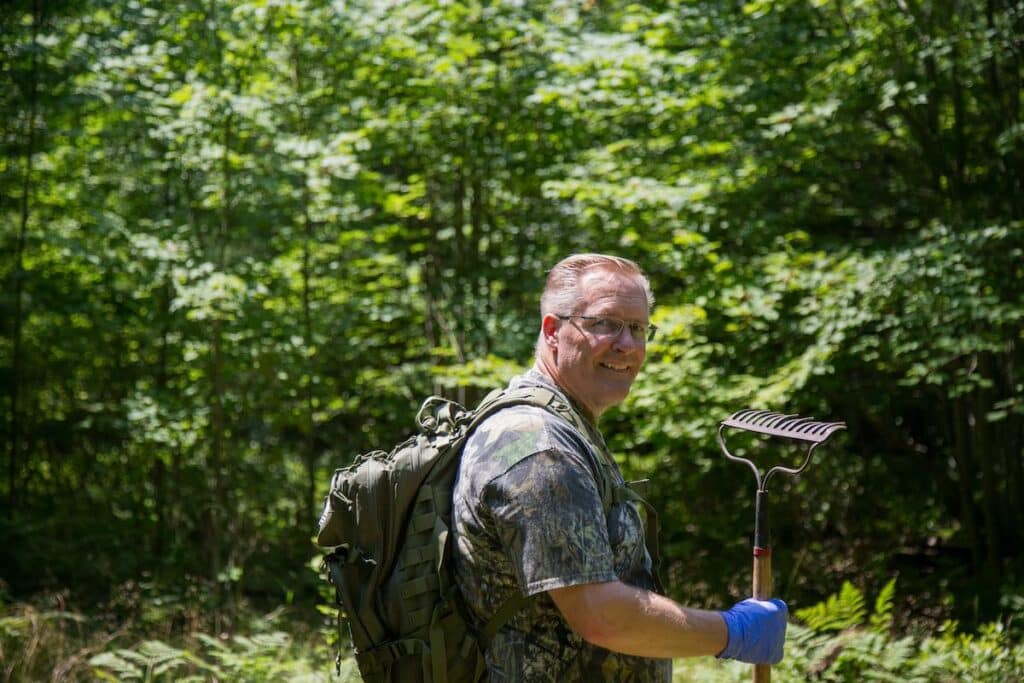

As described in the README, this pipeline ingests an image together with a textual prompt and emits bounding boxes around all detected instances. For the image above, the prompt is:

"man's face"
[548,268,649,421]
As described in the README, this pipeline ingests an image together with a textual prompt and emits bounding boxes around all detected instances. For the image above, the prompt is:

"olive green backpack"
[315,386,661,682]
[316,387,573,682]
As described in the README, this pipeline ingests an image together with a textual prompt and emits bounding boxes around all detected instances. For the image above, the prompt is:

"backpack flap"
[324,545,376,648]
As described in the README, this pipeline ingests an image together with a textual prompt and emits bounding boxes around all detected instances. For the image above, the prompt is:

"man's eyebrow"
[585,313,650,324]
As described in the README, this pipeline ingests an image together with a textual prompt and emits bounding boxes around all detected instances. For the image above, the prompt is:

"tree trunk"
[302,220,317,524]
[974,353,1001,570]
[949,40,968,213]
[295,48,318,526]
[950,395,981,573]
[8,0,42,520]
[153,275,173,561]
[1004,342,1023,546]
[208,108,233,588]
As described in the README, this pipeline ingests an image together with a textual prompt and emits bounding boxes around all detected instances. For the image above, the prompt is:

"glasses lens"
[627,321,656,342]
[587,318,622,336]
[565,316,655,342]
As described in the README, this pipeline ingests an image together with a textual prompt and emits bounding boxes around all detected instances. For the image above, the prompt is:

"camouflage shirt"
[451,370,671,682]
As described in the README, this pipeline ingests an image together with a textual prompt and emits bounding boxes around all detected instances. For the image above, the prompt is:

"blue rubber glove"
[717,597,788,664]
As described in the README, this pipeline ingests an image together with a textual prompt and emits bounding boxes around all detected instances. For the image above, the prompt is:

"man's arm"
[471,437,786,663]
[549,580,787,664]
[548,580,727,659]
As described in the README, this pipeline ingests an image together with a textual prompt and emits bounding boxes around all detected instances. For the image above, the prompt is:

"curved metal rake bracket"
[717,409,846,492]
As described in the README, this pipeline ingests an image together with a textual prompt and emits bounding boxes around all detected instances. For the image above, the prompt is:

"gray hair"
[539,253,654,318]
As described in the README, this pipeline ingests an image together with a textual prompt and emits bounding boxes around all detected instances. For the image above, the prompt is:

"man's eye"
[591,318,619,334]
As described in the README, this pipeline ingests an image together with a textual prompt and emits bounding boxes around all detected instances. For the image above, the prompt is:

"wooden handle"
[752,549,772,683]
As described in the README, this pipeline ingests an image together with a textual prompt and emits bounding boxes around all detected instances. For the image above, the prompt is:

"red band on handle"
[753,546,772,557]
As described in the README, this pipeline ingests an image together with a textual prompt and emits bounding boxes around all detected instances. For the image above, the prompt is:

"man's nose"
[612,327,643,352]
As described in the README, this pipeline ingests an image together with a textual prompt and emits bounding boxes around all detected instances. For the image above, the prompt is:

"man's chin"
[600,383,635,408]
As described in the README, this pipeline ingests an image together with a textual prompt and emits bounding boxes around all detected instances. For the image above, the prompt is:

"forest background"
[2,0,1023,680]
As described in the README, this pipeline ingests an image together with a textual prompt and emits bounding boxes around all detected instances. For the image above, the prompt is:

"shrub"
[674,579,1024,682]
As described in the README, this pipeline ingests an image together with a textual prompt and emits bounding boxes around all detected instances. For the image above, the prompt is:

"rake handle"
[717,410,844,683]
[752,549,772,682]
[752,489,772,683]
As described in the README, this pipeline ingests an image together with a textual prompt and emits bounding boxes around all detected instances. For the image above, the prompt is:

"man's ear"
[541,314,560,348]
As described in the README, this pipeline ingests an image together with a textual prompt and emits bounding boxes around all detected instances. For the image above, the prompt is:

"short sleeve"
[481,448,618,596]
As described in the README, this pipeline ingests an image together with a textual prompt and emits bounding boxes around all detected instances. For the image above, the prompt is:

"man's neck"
[530,362,598,425]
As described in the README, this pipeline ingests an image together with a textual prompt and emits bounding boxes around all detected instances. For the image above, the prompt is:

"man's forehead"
[579,266,643,288]
[578,268,649,312]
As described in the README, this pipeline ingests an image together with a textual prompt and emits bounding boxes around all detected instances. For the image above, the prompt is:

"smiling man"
[451,254,788,682]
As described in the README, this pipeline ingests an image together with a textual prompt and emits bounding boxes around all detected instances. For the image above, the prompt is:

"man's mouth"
[599,361,631,372]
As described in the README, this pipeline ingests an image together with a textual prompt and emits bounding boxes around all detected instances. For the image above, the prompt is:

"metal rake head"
[721,409,846,443]
[717,408,846,490]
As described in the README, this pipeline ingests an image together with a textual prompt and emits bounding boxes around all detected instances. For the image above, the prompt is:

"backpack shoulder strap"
[468,385,579,431]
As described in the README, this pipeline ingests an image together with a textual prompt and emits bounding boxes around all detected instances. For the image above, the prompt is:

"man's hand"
[717,597,788,664]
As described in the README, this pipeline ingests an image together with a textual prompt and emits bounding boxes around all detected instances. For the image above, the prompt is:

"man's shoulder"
[463,404,586,472]
[475,402,555,431]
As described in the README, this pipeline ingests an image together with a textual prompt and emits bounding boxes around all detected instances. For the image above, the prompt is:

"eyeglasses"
[557,315,658,342]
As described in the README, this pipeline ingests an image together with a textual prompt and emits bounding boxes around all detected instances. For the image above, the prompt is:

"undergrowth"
[674,579,1024,682]
[3,579,1022,681]
[0,577,334,682]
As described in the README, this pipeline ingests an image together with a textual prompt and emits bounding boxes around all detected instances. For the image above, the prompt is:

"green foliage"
[673,581,1024,682]
[795,581,868,633]
[2,0,1022,652]
[5,581,1024,682]
[782,581,1024,682]
[1,592,334,682]
[1,607,88,682]
[88,640,198,682]
[83,630,330,682]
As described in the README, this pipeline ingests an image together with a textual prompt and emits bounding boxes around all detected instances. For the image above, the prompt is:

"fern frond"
[115,648,155,667]
[0,616,30,639]
[137,639,188,665]
[796,581,866,632]
[194,632,228,652]
[231,634,257,652]
[41,610,88,624]
[248,631,290,650]
[869,578,897,634]
[88,651,143,680]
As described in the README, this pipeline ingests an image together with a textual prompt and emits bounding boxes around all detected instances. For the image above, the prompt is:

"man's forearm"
[548,580,728,659]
